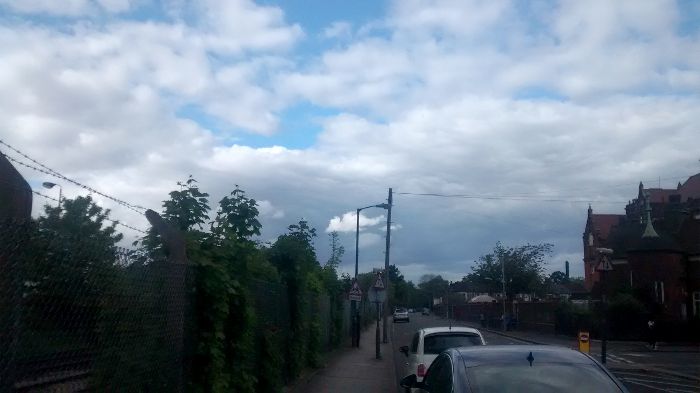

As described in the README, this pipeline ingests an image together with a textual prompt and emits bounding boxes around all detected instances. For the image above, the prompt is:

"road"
[390,313,700,393]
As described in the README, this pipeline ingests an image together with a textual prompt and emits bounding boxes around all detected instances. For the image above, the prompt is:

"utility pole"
[382,188,392,344]
[501,254,507,331]
[352,208,361,347]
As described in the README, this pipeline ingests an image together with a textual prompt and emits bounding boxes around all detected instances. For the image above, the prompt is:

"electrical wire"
[0,140,148,214]
[31,189,148,235]
[394,191,627,204]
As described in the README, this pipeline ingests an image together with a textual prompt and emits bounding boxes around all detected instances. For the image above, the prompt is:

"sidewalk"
[290,324,396,393]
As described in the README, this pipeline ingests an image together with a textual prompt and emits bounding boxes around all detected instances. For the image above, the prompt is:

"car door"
[405,331,420,379]
[422,353,454,393]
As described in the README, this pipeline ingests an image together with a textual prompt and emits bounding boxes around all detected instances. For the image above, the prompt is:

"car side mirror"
[400,345,410,356]
[400,374,425,389]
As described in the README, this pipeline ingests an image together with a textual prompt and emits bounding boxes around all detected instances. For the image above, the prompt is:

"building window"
[693,292,700,317]
[654,281,665,304]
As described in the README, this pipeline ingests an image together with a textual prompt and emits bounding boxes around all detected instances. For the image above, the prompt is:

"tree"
[418,275,449,300]
[465,242,552,299]
[21,196,123,363]
[547,271,568,285]
[326,231,344,270]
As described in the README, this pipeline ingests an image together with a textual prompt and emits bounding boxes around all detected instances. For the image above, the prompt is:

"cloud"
[258,200,285,219]
[2,0,699,283]
[326,211,385,233]
[0,0,134,15]
[323,21,352,39]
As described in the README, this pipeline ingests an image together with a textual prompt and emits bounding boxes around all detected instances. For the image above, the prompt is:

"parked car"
[400,345,628,393]
[421,308,430,315]
[393,308,410,323]
[399,327,485,389]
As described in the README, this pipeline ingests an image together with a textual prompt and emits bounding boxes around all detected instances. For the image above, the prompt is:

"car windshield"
[465,363,622,393]
[424,333,483,354]
[396,308,407,313]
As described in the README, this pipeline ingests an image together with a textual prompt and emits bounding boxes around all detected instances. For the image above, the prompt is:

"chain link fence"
[0,219,190,392]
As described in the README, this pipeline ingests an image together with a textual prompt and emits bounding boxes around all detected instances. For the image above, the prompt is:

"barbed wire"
[31,189,148,235]
[0,139,149,214]
[1,151,148,215]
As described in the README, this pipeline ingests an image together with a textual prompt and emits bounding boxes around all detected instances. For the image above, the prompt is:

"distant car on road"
[421,308,430,315]
[399,327,485,389]
[400,345,628,393]
[393,308,410,323]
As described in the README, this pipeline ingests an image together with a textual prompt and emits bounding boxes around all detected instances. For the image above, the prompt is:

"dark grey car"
[401,345,628,393]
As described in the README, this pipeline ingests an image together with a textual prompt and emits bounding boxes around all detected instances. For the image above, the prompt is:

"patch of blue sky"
[177,101,338,149]
[514,86,567,101]
[261,0,389,56]
[677,0,700,36]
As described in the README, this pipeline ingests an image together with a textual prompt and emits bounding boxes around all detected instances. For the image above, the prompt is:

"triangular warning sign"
[373,274,385,289]
[596,256,613,272]
[349,280,362,295]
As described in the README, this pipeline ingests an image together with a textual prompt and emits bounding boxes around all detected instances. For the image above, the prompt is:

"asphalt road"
[390,313,700,393]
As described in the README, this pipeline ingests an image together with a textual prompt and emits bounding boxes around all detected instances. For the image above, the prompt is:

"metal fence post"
[145,210,187,393]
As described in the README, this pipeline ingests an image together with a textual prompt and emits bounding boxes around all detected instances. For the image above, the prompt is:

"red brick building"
[583,174,700,322]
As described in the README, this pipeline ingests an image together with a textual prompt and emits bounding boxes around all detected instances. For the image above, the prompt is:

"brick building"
[583,174,700,322]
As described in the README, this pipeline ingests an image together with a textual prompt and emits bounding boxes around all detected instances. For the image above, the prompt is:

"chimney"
[565,261,570,279]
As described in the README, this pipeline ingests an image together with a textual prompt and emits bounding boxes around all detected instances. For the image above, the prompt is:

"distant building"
[582,174,700,322]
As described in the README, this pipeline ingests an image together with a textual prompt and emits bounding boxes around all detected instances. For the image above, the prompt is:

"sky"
[1,0,699,283]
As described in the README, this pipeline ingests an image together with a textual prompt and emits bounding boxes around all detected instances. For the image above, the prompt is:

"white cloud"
[2,0,699,281]
[258,200,285,219]
[323,21,352,39]
[0,0,91,16]
[326,211,385,233]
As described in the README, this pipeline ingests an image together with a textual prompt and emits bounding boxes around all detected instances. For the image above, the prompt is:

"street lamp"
[42,181,62,208]
[351,202,389,348]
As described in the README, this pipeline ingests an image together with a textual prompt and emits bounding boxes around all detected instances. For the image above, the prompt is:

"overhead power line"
[31,189,148,235]
[0,139,148,214]
[395,192,627,204]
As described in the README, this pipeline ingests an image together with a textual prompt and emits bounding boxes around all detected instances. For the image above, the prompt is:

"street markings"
[615,370,700,393]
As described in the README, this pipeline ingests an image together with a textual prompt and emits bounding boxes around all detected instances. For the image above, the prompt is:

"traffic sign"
[349,279,362,301]
[596,256,613,272]
[578,331,590,353]
[368,286,387,303]
[373,273,385,289]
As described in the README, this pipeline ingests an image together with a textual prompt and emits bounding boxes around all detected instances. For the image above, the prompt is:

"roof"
[590,214,623,240]
[469,295,497,303]
[641,174,700,203]
[645,188,677,203]
[421,327,482,336]
[451,345,595,367]
[679,174,700,201]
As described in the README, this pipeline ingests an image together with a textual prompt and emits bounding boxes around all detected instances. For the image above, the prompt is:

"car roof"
[448,345,595,367]
[421,327,482,335]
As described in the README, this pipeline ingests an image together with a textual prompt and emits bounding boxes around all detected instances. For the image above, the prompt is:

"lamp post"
[352,202,389,348]
[501,255,507,331]
[42,181,62,208]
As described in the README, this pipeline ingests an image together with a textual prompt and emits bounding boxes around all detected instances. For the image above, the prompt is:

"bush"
[607,294,647,340]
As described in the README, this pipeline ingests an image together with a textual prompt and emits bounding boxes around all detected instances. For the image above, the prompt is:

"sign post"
[596,248,613,365]
[348,280,363,347]
[368,272,386,360]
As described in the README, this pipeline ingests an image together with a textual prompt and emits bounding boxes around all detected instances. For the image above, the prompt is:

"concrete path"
[291,323,396,393]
